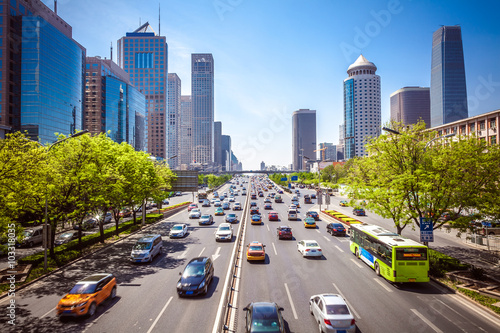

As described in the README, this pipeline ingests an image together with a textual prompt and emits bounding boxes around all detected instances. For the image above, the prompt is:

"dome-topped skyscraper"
[343,55,381,159]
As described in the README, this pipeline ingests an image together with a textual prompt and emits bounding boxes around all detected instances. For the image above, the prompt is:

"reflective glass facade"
[104,76,126,143]
[128,85,146,151]
[20,16,83,143]
[390,87,430,127]
[343,78,355,159]
[292,109,316,171]
[430,26,468,127]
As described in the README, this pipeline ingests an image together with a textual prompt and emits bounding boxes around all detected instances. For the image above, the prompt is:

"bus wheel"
[355,248,360,259]
[375,262,380,276]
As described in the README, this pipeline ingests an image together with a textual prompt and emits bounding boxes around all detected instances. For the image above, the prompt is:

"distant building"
[292,109,316,171]
[430,26,468,127]
[179,96,192,167]
[390,87,430,127]
[214,121,222,169]
[84,57,146,151]
[343,55,381,159]
[117,23,168,159]
[167,73,181,168]
[319,142,337,161]
[260,161,266,170]
[191,54,214,164]
[221,135,231,171]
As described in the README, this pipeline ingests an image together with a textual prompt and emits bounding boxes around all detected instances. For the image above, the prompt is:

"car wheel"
[318,322,323,333]
[88,302,97,317]
[28,241,34,248]
[355,247,360,259]
[203,284,208,295]
[375,262,381,276]
[110,286,117,299]
[309,303,313,315]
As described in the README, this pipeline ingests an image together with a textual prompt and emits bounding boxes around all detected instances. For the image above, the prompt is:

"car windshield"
[183,263,205,277]
[228,214,236,218]
[251,306,280,332]
[326,304,350,315]
[133,242,152,250]
[249,246,263,251]
[219,226,230,231]
[69,283,97,295]
[281,228,291,232]
[306,242,319,247]
[23,230,34,237]
[201,215,210,218]
[59,233,73,239]
[172,225,183,231]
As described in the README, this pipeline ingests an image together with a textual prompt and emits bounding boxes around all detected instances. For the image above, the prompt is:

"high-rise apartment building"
[343,55,381,159]
[0,0,85,142]
[319,142,336,161]
[167,73,181,168]
[84,57,146,151]
[117,23,168,158]
[191,54,214,164]
[179,95,192,167]
[390,87,430,127]
[292,109,316,171]
[214,121,222,169]
[430,26,468,127]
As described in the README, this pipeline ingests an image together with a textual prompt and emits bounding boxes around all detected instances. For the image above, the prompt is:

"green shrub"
[428,249,469,277]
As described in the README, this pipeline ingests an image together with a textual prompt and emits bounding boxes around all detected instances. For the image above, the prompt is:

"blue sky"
[45,0,500,170]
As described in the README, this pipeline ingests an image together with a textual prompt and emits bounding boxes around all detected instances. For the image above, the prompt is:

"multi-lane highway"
[2,175,500,333]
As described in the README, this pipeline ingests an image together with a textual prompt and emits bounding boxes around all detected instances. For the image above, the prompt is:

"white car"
[229,196,235,202]
[214,200,222,207]
[290,204,297,210]
[215,223,233,242]
[169,224,188,238]
[233,202,242,210]
[309,294,356,333]
[297,240,323,257]
[189,208,201,219]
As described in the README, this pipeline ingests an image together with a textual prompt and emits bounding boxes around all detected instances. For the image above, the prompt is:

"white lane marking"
[178,250,188,259]
[335,245,344,253]
[272,243,278,256]
[374,278,393,292]
[323,235,331,242]
[411,309,444,333]
[332,283,361,319]
[315,229,320,233]
[350,258,363,268]
[431,300,467,332]
[147,296,173,333]
[212,247,221,261]
[450,294,500,328]
[266,224,270,232]
[40,307,56,318]
[199,247,205,257]
[284,283,298,320]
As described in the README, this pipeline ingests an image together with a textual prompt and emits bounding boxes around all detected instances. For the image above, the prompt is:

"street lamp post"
[42,130,89,271]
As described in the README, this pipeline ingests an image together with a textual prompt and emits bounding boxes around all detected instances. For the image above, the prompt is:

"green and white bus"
[350,223,429,283]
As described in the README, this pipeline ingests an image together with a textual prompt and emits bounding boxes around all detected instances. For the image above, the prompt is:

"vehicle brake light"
[305,249,310,252]
[318,249,322,251]
[351,318,356,325]
[324,319,332,325]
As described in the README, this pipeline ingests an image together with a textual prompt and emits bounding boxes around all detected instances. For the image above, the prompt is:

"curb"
[0,204,188,300]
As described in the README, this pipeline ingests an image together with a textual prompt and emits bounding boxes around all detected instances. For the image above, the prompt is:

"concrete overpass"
[197,170,296,175]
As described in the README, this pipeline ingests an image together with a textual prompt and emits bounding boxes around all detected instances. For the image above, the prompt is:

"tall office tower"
[117,23,168,158]
[231,151,240,171]
[260,161,266,171]
[430,26,468,127]
[179,95,192,167]
[390,87,430,127]
[221,135,231,171]
[191,54,214,165]
[167,73,181,168]
[214,121,222,169]
[0,0,85,141]
[84,57,146,151]
[319,143,336,161]
[343,55,381,159]
[292,109,316,171]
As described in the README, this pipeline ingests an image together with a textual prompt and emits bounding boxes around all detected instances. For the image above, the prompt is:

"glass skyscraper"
[117,23,168,159]
[292,109,316,171]
[390,87,430,127]
[191,54,214,165]
[179,95,192,167]
[167,73,180,168]
[430,26,468,127]
[343,55,381,159]
[20,15,84,144]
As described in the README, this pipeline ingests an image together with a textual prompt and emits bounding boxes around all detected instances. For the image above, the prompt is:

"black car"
[250,208,260,215]
[250,201,257,207]
[353,208,366,216]
[306,211,320,221]
[243,302,285,333]
[327,222,346,236]
[177,257,214,297]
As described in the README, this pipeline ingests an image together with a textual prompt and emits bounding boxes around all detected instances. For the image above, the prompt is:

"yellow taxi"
[251,214,262,225]
[246,241,266,261]
[57,273,116,318]
[304,217,317,228]
[339,200,348,207]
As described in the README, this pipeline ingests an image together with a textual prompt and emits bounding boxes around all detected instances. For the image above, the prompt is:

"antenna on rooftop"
[159,3,161,36]
[54,0,57,14]
[110,42,113,62]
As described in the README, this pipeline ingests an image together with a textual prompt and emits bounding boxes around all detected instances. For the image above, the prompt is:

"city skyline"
[36,1,500,169]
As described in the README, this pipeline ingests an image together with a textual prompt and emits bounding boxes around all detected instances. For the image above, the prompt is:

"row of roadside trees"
[0,131,176,256]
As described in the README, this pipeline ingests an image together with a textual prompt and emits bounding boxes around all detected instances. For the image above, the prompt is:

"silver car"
[309,294,356,333]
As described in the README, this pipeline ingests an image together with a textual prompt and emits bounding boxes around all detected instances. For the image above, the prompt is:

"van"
[19,227,43,247]
[288,209,298,221]
[130,234,163,263]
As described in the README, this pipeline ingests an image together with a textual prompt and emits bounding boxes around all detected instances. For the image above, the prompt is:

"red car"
[188,203,198,212]
[277,226,293,240]
[268,211,279,221]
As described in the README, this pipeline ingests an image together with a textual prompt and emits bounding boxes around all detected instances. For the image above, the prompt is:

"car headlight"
[199,280,205,288]
[77,301,88,307]
[177,282,182,288]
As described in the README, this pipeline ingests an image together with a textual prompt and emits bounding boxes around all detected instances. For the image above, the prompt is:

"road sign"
[482,221,492,228]
[419,217,434,242]
[291,175,298,181]
[280,177,287,181]
[288,183,291,188]
[325,193,330,205]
